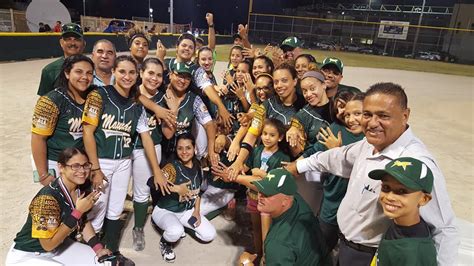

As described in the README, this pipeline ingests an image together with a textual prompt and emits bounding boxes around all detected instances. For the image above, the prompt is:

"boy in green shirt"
[369,157,437,266]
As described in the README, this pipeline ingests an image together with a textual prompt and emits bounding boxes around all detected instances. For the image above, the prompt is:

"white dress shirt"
[297,127,459,266]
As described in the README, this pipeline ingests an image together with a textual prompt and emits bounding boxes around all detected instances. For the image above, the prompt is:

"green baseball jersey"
[134,90,166,149]
[160,90,212,155]
[13,178,85,252]
[37,57,64,96]
[291,104,330,153]
[315,123,364,225]
[208,151,241,190]
[371,220,436,266]
[32,88,85,161]
[264,194,331,266]
[157,160,203,212]
[82,86,148,159]
[248,95,304,136]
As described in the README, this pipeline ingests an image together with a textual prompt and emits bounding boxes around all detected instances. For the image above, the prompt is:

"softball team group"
[5,13,457,266]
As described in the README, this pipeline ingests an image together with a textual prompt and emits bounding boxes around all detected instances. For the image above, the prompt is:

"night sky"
[3,0,460,33]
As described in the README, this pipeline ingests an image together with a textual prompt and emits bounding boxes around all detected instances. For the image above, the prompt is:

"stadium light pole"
[170,0,174,33]
[411,0,426,57]
[83,0,86,16]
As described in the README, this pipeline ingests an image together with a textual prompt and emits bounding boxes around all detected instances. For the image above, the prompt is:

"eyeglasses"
[173,72,192,81]
[256,86,271,91]
[64,162,92,171]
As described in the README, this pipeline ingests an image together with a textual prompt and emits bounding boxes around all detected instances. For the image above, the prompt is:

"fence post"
[271,16,275,44]
[10,8,15,32]
[291,17,294,34]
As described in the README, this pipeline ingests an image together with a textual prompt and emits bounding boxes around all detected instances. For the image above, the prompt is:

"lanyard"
[57,178,83,240]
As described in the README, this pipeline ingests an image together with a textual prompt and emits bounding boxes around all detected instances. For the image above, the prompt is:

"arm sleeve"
[82,89,103,126]
[248,104,266,136]
[29,194,61,239]
[136,107,150,134]
[193,66,213,91]
[31,96,59,136]
[417,156,459,266]
[296,140,362,177]
[193,96,212,126]
[264,242,296,266]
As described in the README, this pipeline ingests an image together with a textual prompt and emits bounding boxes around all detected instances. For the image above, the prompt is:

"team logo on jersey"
[147,115,157,130]
[176,117,191,134]
[101,113,132,138]
[68,117,83,140]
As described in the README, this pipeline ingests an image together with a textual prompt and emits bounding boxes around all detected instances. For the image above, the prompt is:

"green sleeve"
[265,242,296,266]
[37,68,55,96]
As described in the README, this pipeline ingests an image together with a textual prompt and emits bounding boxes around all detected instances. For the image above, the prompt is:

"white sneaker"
[160,239,176,263]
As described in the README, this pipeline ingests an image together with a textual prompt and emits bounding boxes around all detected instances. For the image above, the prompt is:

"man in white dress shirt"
[285,82,458,266]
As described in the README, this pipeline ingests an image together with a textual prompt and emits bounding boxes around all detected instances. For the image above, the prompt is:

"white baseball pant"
[88,158,132,232]
[5,239,100,265]
[199,185,235,215]
[192,120,208,160]
[151,206,216,243]
[131,144,161,203]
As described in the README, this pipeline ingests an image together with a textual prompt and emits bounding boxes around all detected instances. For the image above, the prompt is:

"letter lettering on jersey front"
[68,117,83,140]
[176,117,190,134]
[101,113,132,138]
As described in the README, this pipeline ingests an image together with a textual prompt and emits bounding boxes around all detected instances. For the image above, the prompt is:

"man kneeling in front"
[251,169,331,266]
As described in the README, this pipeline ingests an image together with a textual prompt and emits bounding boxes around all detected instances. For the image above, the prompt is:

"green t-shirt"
[32,88,85,161]
[315,123,364,225]
[372,220,437,266]
[37,57,64,96]
[264,194,331,266]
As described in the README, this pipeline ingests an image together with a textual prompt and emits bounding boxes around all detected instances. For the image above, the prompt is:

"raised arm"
[205,13,216,50]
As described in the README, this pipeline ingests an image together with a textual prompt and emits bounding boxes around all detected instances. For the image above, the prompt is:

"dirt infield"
[0,58,472,265]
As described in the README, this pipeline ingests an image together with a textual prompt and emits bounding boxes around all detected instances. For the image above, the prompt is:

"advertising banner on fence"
[378,20,410,40]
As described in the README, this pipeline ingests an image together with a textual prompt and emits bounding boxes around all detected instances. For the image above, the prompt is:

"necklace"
[57,177,83,241]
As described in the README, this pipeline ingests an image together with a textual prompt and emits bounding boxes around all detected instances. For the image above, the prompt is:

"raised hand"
[318,127,342,150]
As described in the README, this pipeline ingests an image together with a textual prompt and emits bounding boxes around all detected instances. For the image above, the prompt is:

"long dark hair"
[55,54,94,90]
[58,147,89,166]
[262,118,290,155]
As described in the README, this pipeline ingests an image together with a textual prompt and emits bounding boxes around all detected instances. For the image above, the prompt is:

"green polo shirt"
[37,57,64,96]
[264,194,331,266]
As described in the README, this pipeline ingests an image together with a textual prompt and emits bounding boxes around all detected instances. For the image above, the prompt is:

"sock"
[103,218,124,252]
[133,201,149,229]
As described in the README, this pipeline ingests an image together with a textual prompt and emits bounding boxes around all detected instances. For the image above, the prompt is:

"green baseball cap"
[369,157,434,193]
[170,62,194,76]
[320,57,344,73]
[251,168,297,196]
[280,36,303,50]
[61,23,83,38]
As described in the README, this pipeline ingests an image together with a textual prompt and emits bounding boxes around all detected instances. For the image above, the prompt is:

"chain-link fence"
[80,15,191,34]
[0,9,28,32]
[248,13,473,59]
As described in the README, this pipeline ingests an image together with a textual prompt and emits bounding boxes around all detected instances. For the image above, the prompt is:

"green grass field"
[210,44,474,77]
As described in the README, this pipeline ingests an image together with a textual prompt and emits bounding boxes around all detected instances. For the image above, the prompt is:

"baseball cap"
[368,157,434,193]
[320,57,344,73]
[251,169,297,196]
[302,71,325,83]
[61,23,83,38]
[170,62,194,77]
[280,36,303,52]
[232,33,242,41]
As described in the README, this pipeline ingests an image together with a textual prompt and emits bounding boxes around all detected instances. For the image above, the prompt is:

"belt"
[338,233,377,254]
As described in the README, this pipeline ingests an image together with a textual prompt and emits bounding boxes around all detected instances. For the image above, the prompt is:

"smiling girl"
[82,55,167,258]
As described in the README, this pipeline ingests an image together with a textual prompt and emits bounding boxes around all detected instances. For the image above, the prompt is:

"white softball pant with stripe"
[192,120,208,160]
[88,158,132,232]
[5,239,100,265]
[151,206,216,243]
[199,185,235,215]
[131,144,161,203]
